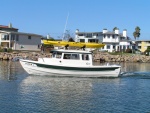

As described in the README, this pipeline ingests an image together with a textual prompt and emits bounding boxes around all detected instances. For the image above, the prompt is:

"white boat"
[20,49,121,77]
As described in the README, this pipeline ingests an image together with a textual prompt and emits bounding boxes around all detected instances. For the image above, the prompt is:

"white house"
[0,23,42,51]
[75,29,103,43]
[75,29,134,52]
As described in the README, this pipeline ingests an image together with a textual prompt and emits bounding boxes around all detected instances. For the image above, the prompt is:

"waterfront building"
[0,23,42,51]
[75,29,134,52]
[136,40,150,52]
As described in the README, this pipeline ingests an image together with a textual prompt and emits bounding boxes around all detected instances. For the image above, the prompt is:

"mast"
[62,12,69,41]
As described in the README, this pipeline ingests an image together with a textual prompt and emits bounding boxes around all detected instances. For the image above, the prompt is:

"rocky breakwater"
[0,52,150,63]
[0,52,52,61]
[93,52,150,63]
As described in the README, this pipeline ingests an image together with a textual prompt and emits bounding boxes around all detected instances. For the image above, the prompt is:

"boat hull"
[20,59,121,77]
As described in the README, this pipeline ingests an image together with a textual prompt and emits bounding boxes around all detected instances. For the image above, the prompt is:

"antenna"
[62,12,69,41]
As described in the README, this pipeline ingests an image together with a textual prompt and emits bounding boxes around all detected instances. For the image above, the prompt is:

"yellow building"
[136,40,150,52]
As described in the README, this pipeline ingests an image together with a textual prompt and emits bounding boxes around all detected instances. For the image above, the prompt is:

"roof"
[103,31,116,35]
[0,30,42,37]
[0,25,18,30]
[76,32,102,34]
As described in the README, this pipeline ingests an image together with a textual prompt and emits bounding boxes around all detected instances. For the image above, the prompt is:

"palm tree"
[133,26,141,40]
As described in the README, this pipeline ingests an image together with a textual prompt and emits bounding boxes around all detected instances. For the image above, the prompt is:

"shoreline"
[0,52,149,63]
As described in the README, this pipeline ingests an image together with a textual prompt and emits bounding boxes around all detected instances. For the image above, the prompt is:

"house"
[75,28,134,52]
[136,40,150,52]
[75,29,103,43]
[102,29,134,52]
[0,23,42,51]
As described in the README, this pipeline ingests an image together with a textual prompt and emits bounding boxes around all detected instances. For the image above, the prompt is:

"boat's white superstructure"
[20,49,121,77]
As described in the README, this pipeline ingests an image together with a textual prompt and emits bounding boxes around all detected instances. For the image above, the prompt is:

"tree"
[144,47,150,56]
[133,26,141,40]
[68,37,74,42]
[113,27,118,31]
[63,30,74,41]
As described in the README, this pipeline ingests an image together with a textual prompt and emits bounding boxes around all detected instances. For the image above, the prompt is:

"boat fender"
[86,62,90,65]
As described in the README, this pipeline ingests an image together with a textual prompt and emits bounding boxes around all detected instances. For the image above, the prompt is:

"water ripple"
[0,62,150,113]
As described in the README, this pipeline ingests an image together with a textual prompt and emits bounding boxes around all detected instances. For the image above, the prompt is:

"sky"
[0,0,150,40]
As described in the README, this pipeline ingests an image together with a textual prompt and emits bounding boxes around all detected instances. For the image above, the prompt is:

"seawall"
[0,52,150,63]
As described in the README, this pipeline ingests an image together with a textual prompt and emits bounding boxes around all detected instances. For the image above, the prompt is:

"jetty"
[0,51,150,63]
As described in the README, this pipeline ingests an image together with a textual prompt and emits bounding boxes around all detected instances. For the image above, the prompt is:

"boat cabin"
[39,49,93,66]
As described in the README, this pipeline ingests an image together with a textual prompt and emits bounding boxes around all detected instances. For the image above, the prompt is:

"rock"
[3,55,8,60]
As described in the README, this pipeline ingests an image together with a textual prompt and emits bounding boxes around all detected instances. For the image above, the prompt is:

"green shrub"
[126,48,132,53]
[143,47,150,56]
[7,48,12,52]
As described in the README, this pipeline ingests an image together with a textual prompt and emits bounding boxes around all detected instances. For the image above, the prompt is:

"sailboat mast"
[62,12,69,41]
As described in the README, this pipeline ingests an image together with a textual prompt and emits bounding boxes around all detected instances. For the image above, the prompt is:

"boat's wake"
[120,71,150,78]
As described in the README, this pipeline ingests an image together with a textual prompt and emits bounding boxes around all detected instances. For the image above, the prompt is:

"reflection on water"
[12,76,122,113]
[94,61,150,73]
[0,61,150,113]
[120,62,150,72]
[0,61,25,81]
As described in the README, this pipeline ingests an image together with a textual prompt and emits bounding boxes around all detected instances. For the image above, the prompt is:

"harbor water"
[0,61,150,113]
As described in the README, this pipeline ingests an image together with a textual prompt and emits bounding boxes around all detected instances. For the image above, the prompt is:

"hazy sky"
[0,0,149,40]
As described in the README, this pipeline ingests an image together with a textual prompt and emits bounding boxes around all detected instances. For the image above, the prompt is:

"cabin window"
[63,54,79,60]
[82,54,89,60]
[52,53,56,58]
[71,54,79,60]
[56,52,62,59]
[63,54,71,59]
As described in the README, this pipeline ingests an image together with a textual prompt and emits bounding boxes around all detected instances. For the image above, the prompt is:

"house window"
[88,39,98,43]
[107,35,110,38]
[138,46,141,49]
[107,45,110,49]
[104,35,106,38]
[86,33,92,37]
[10,43,13,47]
[80,39,85,42]
[78,34,84,36]
[112,35,115,38]
[38,44,40,49]
[113,45,115,49]
[16,35,19,41]
[11,34,15,40]
[28,36,31,39]
[3,35,9,40]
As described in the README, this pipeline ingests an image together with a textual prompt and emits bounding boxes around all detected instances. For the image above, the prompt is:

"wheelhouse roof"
[50,49,92,54]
